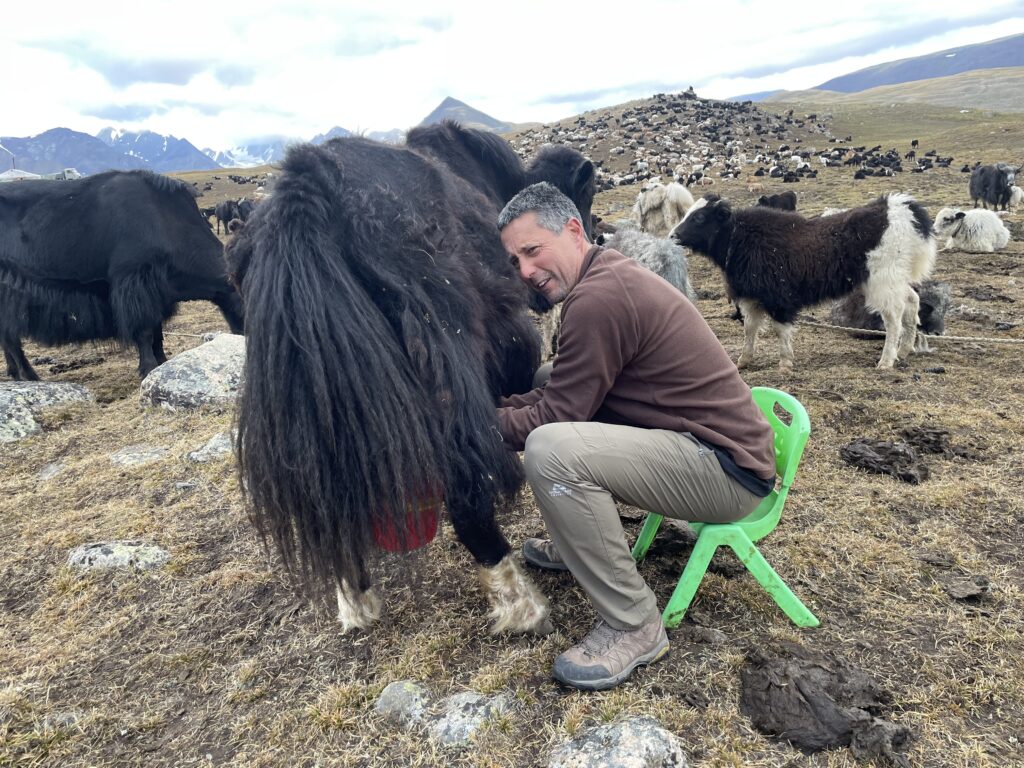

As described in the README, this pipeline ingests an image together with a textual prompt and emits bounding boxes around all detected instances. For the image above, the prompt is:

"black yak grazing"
[225,121,595,635]
[1,170,244,380]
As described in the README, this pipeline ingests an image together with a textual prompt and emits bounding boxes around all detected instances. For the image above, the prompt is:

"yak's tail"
[232,142,521,595]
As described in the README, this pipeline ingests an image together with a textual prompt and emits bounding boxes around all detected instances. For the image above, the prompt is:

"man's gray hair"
[497,182,584,234]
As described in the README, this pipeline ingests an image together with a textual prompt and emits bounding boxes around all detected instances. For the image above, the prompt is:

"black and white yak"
[0,170,244,380]
[671,193,937,370]
[224,121,595,636]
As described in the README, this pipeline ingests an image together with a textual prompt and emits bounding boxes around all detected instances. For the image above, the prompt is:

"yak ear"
[703,192,721,204]
[954,211,966,220]
[572,158,595,196]
[712,198,732,220]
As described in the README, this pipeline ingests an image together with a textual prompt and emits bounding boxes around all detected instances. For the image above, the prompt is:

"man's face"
[501,213,586,304]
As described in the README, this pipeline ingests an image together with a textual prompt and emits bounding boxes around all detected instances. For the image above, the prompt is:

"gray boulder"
[0,382,92,443]
[140,334,245,410]
[548,716,688,768]
[428,692,513,748]
[67,541,170,571]
[375,680,430,726]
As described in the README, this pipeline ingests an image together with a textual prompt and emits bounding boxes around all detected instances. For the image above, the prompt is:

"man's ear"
[566,216,588,244]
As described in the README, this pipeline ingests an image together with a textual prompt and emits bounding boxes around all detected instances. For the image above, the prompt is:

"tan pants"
[524,421,763,629]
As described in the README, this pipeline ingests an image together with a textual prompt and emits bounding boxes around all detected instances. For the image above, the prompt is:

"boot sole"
[523,555,570,572]
[553,640,670,691]
[522,543,570,572]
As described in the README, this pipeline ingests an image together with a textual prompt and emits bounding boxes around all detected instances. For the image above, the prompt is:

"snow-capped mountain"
[202,137,298,168]
[0,128,149,175]
[311,126,353,144]
[96,127,219,172]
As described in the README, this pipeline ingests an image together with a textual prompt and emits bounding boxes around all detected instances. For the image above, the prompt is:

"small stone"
[919,551,955,569]
[67,541,170,571]
[37,462,64,481]
[187,431,234,462]
[680,625,728,645]
[43,711,83,731]
[944,575,989,601]
[548,716,688,768]
[375,680,430,725]
[428,692,512,748]
[109,445,169,467]
[924,366,946,374]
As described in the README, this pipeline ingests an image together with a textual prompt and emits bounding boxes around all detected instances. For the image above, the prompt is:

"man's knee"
[532,361,553,389]
[524,422,579,484]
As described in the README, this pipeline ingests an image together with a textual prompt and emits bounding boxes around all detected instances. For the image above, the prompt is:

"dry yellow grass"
[2,98,1023,767]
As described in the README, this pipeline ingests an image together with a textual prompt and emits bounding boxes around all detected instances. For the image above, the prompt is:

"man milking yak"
[226,121,595,635]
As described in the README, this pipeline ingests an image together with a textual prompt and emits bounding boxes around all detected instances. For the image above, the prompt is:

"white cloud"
[1,0,1022,150]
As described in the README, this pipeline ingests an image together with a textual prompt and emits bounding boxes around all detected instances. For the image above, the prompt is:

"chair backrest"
[728,387,811,542]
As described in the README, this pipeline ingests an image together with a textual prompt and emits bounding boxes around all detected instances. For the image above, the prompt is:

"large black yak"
[225,121,595,634]
[0,170,244,380]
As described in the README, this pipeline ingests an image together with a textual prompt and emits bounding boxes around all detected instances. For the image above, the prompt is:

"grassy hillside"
[766,67,1024,114]
[763,99,1023,166]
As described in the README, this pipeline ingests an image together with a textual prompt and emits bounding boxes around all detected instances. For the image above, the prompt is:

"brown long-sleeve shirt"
[498,246,776,482]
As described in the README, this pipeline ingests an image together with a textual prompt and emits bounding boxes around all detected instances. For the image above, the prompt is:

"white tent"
[0,168,42,182]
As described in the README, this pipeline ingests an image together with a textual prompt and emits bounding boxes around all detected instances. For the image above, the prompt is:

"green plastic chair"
[631,386,819,629]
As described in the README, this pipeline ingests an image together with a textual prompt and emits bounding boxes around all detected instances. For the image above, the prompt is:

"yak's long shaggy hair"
[226,123,595,601]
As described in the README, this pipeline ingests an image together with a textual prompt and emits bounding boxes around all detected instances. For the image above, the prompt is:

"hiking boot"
[522,538,569,572]
[552,617,669,691]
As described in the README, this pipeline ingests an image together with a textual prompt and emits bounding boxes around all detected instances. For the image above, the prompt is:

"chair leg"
[724,531,819,628]
[631,513,664,563]
[661,531,719,629]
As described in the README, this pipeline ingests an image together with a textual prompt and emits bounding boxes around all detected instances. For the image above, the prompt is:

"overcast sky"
[2,0,1023,150]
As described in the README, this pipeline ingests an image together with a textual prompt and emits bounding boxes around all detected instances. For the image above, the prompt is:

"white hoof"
[336,584,383,633]
[478,555,552,635]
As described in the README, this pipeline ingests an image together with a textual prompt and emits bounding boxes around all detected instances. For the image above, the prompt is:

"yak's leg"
[133,327,160,379]
[3,347,16,379]
[449,495,551,635]
[335,580,383,633]
[773,321,797,370]
[3,338,39,381]
[866,277,909,369]
[152,324,168,365]
[736,299,768,369]
[875,305,904,369]
[898,288,921,359]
